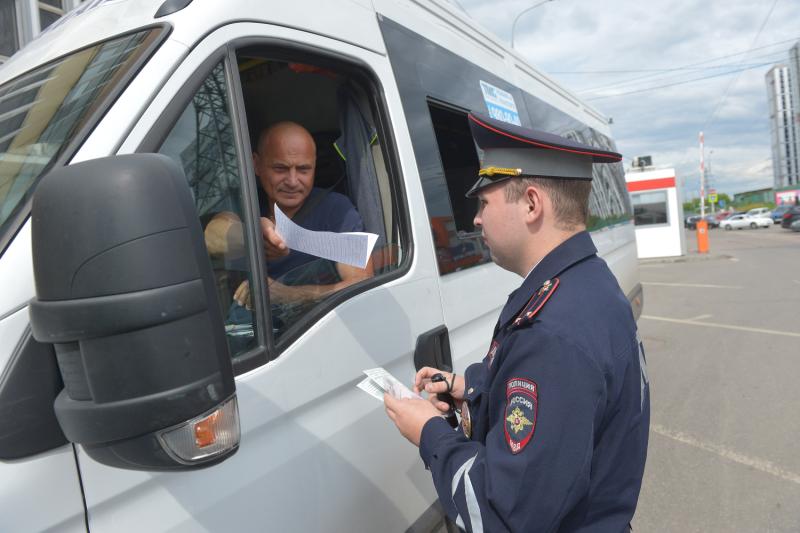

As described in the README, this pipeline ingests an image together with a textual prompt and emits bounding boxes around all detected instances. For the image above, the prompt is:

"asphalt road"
[631,224,800,532]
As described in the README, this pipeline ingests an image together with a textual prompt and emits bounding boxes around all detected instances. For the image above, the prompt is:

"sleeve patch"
[504,378,538,454]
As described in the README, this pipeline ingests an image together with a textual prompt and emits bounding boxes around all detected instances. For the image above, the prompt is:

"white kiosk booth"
[625,165,686,259]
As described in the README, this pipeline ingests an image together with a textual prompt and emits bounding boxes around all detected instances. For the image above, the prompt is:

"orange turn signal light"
[194,411,221,448]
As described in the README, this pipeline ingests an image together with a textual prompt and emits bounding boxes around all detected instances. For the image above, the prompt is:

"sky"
[449,0,800,198]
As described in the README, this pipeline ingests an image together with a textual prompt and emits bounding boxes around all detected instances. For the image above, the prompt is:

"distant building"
[765,65,800,188]
[0,1,83,64]
[790,42,800,174]
[732,187,773,205]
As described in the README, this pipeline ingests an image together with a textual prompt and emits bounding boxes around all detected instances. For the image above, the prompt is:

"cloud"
[454,0,799,195]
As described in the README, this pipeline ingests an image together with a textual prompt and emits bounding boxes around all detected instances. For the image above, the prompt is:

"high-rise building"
[765,65,800,187]
[789,43,800,175]
[0,1,83,64]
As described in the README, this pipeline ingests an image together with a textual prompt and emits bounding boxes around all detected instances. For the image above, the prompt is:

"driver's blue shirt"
[261,187,364,284]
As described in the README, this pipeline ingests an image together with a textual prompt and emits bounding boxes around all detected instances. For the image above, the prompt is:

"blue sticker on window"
[480,80,521,126]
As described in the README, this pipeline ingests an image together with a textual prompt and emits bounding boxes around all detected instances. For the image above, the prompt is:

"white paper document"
[357,368,422,402]
[274,204,378,269]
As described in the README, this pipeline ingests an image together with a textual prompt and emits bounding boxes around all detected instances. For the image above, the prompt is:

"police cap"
[465,113,622,198]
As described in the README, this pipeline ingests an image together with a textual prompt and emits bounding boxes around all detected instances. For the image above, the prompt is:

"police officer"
[384,113,650,532]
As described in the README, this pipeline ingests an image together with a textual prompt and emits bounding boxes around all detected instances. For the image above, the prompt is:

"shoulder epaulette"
[511,278,560,329]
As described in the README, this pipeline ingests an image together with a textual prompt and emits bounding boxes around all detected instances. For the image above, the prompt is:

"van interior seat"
[311,129,348,196]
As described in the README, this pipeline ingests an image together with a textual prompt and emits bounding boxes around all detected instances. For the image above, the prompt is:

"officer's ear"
[523,185,544,224]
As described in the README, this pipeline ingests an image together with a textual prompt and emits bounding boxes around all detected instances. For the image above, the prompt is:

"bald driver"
[205,121,373,305]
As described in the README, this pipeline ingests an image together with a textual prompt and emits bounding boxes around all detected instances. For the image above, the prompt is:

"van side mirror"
[28,154,238,471]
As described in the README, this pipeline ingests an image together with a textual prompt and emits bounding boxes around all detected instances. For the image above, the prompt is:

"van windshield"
[0,29,161,239]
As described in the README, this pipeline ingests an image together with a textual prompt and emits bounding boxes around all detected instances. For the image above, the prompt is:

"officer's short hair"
[504,177,592,230]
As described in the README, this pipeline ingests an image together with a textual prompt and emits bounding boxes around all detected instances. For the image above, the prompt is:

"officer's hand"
[414,367,466,409]
[384,393,442,447]
[260,217,289,259]
[414,367,465,414]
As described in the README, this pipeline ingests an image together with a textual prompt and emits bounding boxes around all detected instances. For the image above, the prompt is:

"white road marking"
[688,314,712,321]
[641,315,800,338]
[729,257,739,262]
[642,282,742,289]
[651,424,800,486]
[793,280,800,285]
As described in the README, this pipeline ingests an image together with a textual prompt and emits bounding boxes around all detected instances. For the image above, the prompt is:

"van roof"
[0,0,610,132]
[0,0,387,84]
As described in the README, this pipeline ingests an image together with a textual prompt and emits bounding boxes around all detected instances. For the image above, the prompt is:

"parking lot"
[632,225,800,532]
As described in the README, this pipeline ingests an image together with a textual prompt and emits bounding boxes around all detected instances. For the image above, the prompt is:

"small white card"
[357,367,422,402]
[274,204,378,269]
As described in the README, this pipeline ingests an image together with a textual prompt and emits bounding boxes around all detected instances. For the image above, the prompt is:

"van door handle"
[414,325,452,372]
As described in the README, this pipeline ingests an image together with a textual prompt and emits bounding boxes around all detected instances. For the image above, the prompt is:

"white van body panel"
[0,307,85,533]
[0,308,33,407]
[3,445,85,533]
[0,221,34,318]
[69,20,446,532]
[78,281,443,532]
[592,224,639,297]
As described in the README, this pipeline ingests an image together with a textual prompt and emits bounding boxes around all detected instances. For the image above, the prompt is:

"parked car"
[791,219,800,232]
[781,206,800,228]
[771,205,792,223]
[684,214,700,228]
[746,207,772,218]
[687,214,719,229]
[721,214,772,230]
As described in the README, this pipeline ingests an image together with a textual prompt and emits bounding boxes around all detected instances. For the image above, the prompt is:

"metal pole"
[708,149,714,215]
[511,0,554,49]
[699,132,705,218]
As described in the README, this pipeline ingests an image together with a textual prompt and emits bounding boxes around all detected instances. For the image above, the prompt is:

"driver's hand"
[267,277,295,305]
[261,217,289,259]
[233,280,252,309]
[234,277,292,308]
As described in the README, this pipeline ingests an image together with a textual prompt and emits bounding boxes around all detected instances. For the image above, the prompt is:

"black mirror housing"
[28,154,237,470]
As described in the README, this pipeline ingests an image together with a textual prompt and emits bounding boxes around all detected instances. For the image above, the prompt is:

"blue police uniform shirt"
[419,231,650,532]
[261,187,364,285]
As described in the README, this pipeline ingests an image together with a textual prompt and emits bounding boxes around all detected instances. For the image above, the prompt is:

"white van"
[0,1,642,531]
[745,207,771,218]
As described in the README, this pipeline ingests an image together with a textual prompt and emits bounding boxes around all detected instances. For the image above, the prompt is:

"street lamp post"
[511,0,555,49]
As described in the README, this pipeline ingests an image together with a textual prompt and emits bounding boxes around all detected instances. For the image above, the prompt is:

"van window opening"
[155,47,407,362]
[426,101,491,275]
[158,60,262,363]
[0,28,163,246]
[235,51,405,348]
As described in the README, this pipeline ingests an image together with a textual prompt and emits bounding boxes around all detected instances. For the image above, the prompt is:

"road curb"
[638,253,734,265]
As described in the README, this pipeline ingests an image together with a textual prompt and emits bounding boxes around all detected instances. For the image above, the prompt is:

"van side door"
[71,22,448,532]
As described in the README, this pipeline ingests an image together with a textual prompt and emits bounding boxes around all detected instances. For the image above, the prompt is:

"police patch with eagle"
[504,378,538,454]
